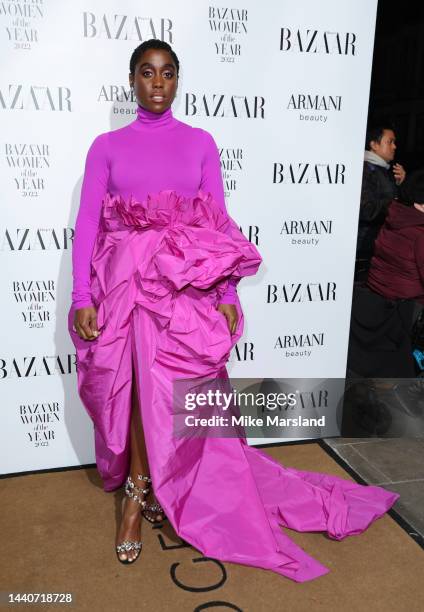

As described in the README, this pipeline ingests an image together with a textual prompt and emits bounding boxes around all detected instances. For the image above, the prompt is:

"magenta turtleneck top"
[71,104,238,309]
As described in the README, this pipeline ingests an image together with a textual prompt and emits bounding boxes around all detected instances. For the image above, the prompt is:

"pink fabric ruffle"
[68,189,399,584]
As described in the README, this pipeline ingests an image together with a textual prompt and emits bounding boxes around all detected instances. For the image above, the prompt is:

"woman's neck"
[132,103,176,131]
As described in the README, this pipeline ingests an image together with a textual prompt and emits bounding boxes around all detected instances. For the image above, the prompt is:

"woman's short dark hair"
[129,39,180,76]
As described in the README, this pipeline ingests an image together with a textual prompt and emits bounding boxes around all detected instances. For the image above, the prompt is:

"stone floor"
[322,437,424,545]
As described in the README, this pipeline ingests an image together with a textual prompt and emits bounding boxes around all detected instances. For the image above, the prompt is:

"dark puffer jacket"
[356,161,398,265]
[367,201,424,304]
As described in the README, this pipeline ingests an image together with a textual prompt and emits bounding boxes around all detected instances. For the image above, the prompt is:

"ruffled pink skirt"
[68,189,399,582]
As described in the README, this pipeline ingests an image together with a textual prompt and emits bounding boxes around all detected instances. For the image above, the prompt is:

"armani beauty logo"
[267,282,337,303]
[287,94,342,123]
[98,85,135,103]
[97,85,137,116]
[1,0,44,50]
[280,219,333,246]
[19,401,61,448]
[274,332,325,359]
[5,143,50,197]
[185,93,265,118]
[0,354,77,379]
[0,228,74,251]
[220,147,243,197]
[12,280,55,329]
[273,163,345,184]
[82,12,173,41]
[208,6,248,63]
[280,28,356,55]
[0,85,72,111]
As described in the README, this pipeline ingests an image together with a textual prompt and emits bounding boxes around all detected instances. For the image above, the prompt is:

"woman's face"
[129,48,178,113]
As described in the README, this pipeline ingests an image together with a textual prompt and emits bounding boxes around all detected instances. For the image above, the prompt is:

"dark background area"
[368,0,424,171]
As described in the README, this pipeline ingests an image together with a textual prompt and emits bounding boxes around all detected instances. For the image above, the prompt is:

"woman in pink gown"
[68,39,399,579]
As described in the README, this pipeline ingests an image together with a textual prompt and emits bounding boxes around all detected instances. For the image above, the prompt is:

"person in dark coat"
[348,170,424,379]
[355,125,406,281]
[367,171,424,304]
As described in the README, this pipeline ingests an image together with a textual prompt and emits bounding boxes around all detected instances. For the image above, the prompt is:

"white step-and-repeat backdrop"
[1,0,377,474]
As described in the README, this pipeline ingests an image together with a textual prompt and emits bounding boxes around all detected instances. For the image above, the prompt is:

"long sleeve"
[359,164,396,222]
[71,133,109,309]
[199,129,239,304]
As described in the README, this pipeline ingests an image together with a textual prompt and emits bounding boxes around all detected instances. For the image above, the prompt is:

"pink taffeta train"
[68,104,399,582]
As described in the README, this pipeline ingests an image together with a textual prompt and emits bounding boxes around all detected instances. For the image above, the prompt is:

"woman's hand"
[217,303,238,335]
[73,306,100,341]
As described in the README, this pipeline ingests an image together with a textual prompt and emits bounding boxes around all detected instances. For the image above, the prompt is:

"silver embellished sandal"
[139,476,167,526]
[115,474,150,564]
[143,498,167,525]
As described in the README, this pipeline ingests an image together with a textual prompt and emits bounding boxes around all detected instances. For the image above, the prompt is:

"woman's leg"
[115,359,163,562]
[115,362,147,562]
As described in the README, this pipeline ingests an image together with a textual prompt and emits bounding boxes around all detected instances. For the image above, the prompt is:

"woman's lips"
[151,95,166,102]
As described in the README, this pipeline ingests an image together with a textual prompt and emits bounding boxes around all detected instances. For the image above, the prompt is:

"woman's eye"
[140,69,174,78]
